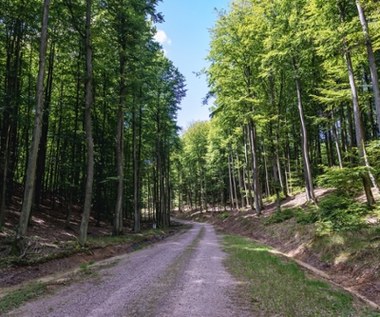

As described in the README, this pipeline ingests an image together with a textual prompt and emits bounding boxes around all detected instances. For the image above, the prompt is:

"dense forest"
[0,0,185,246]
[174,0,380,220]
[1,0,380,248]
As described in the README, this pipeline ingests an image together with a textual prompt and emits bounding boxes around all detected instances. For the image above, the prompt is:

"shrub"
[295,207,319,224]
[315,220,334,236]
[265,208,298,225]
[316,194,369,233]
[317,167,365,196]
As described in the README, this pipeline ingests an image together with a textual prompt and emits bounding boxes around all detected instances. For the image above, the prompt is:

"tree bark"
[79,0,95,246]
[249,120,262,214]
[227,154,234,210]
[343,44,375,206]
[35,42,55,207]
[293,60,316,203]
[113,45,127,236]
[356,0,380,135]
[17,0,51,239]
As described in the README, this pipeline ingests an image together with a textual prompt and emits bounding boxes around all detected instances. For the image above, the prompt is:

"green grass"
[0,282,48,314]
[223,235,380,317]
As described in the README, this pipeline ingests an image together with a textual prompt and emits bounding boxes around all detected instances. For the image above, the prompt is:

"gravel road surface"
[7,222,252,317]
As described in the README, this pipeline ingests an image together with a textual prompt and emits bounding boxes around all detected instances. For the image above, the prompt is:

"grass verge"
[0,282,47,315]
[223,234,380,317]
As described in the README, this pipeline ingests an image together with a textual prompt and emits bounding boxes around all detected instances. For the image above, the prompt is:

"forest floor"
[0,190,184,295]
[175,188,380,311]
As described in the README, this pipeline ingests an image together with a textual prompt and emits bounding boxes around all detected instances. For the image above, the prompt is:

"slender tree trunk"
[133,99,141,233]
[286,142,292,195]
[263,145,271,198]
[230,153,239,210]
[113,45,127,235]
[0,127,10,229]
[293,60,316,203]
[35,42,55,207]
[17,0,50,239]
[0,20,23,223]
[236,153,245,208]
[79,0,95,246]
[227,154,234,210]
[343,43,375,205]
[244,126,253,207]
[356,0,380,135]
[331,115,343,169]
[249,120,262,214]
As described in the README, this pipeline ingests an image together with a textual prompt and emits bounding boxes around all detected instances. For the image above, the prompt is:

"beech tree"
[17,0,51,239]
[174,0,380,212]
[0,0,185,243]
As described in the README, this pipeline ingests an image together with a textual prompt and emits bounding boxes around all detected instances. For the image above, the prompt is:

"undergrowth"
[0,226,179,269]
[265,193,373,236]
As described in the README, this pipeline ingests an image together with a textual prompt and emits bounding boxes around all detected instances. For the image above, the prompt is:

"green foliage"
[317,167,364,195]
[223,235,376,316]
[295,209,319,225]
[315,220,335,237]
[217,211,230,220]
[265,208,299,225]
[265,193,370,234]
[0,282,47,314]
[79,261,95,275]
[317,195,369,233]
[366,140,380,180]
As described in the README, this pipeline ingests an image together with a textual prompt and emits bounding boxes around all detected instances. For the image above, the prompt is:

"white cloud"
[154,29,172,46]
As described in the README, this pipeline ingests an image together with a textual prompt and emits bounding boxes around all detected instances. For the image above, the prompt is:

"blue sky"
[155,0,231,131]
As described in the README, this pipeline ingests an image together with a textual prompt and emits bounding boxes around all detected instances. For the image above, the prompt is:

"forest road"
[8,221,253,317]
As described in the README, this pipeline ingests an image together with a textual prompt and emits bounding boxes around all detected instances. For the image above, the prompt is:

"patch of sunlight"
[330,234,345,245]
[63,232,76,238]
[334,252,350,265]
[31,217,46,225]
[242,246,270,253]
[288,244,306,257]
[366,217,379,225]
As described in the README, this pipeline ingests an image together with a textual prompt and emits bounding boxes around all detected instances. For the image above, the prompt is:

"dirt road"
[8,222,252,317]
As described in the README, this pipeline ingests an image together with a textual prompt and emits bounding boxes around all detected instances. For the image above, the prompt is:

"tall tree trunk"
[356,0,380,135]
[249,120,262,214]
[0,127,10,229]
[244,126,253,207]
[17,0,50,239]
[79,0,95,246]
[227,154,234,210]
[343,43,375,205]
[235,153,245,208]
[230,153,239,210]
[133,99,141,233]
[0,19,23,224]
[113,45,126,236]
[35,42,55,207]
[331,114,343,169]
[263,147,271,198]
[293,60,316,203]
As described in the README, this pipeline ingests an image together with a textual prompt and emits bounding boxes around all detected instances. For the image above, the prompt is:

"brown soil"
[176,189,380,309]
[0,186,180,292]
